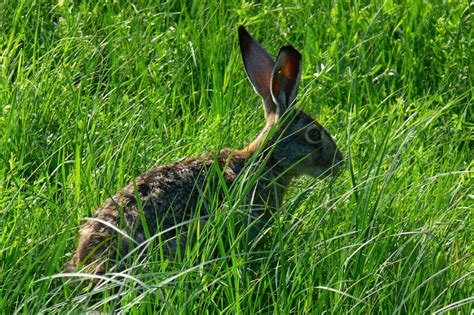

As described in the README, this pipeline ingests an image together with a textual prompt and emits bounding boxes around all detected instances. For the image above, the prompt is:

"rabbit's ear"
[270,46,302,114]
[238,26,277,117]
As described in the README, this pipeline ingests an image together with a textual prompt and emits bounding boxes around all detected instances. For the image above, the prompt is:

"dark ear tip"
[238,25,249,39]
[279,45,302,59]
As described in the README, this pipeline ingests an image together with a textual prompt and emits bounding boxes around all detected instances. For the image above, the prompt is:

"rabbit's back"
[66,152,248,273]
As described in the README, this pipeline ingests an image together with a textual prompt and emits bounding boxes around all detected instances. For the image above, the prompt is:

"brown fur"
[66,149,288,273]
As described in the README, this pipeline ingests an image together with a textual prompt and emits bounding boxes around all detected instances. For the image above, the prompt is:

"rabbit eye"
[305,127,321,144]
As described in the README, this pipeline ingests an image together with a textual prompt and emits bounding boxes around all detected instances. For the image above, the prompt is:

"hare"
[65,26,343,275]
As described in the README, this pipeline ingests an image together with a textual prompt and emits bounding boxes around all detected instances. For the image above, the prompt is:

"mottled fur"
[66,27,343,274]
[66,150,283,274]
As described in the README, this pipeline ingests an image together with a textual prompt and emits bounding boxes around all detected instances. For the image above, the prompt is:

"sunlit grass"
[1,0,472,313]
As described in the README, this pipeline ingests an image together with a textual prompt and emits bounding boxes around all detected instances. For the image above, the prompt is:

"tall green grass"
[1,0,472,313]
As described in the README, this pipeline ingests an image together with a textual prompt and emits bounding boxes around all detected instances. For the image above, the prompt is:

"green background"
[1,0,472,313]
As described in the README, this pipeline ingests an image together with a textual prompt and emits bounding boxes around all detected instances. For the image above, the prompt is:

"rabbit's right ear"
[270,46,302,114]
[238,26,277,118]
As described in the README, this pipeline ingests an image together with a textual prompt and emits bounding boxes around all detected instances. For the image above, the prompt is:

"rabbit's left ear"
[271,46,302,114]
[238,26,277,119]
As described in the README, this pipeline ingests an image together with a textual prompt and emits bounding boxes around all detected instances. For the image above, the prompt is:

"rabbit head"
[238,26,343,179]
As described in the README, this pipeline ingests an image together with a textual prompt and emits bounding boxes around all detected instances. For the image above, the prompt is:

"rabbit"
[65,26,344,275]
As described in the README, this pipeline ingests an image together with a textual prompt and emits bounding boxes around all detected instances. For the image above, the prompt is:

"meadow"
[1,0,472,313]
